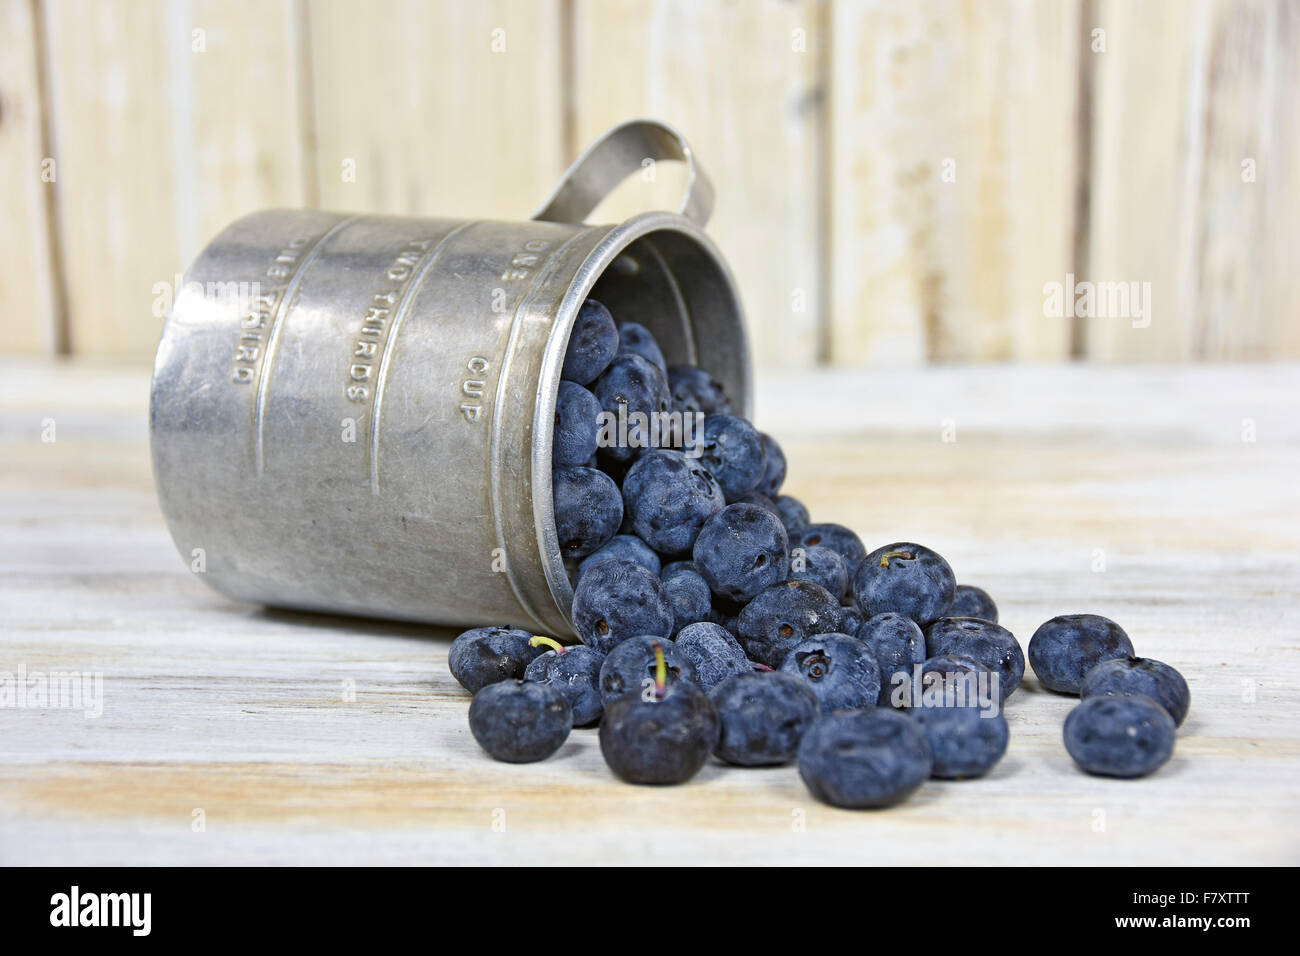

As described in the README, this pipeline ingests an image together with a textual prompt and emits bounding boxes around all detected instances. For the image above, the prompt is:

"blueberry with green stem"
[598,634,698,705]
[853,542,956,625]
[523,636,605,727]
[599,641,720,784]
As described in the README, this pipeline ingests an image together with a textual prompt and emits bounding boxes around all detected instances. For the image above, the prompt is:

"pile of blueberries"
[450,299,1191,809]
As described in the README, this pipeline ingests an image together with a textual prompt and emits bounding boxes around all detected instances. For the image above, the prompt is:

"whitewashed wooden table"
[1,359,1297,865]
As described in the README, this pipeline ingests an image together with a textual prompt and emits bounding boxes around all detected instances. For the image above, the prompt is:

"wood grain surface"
[1,359,1296,865]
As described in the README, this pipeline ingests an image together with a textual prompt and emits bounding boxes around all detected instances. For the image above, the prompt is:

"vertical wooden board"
[44,0,305,359]
[1085,0,1201,361]
[1000,0,1082,362]
[1089,0,1300,361]
[309,0,564,221]
[0,0,58,353]
[1193,0,1300,359]
[827,0,1079,366]
[180,0,308,262]
[1260,0,1300,358]
[571,0,823,370]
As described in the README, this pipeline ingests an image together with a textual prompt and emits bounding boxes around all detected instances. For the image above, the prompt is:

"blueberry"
[571,558,674,653]
[661,558,699,576]
[577,533,661,581]
[523,641,606,727]
[1063,695,1176,778]
[754,432,787,498]
[468,680,572,762]
[693,502,788,604]
[1080,656,1190,726]
[674,621,753,692]
[713,607,741,638]
[840,603,868,638]
[925,618,1024,700]
[773,494,810,535]
[909,704,1009,779]
[552,381,602,467]
[561,298,619,385]
[622,449,726,555]
[448,625,544,694]
[687,414,767,502]
[853,542,956,625]
[736,579,845,668]
[949,584,998,623]
[660,565,714,637]
[553,465,622,558]
[797,709,933,809]
[599,648,720,785]
[1028,614,1135,695]
[709,671,819,766]
[855,612,926,706]
[732,490,778,515]
[598,634,697,704]
[779,633,881,714]
[667,364,732,416]
[792,523,867,573]
[616,320,668,373]
[591,352,672,462]
[787,544,849,600]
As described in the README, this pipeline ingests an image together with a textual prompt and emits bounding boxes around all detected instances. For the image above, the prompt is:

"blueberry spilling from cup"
[450,299,1190,804]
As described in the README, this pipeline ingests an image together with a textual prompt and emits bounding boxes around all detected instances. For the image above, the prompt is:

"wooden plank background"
[1,0,1295,365]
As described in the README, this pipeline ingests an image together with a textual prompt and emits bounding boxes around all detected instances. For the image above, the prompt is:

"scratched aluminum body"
[150,121,749,636]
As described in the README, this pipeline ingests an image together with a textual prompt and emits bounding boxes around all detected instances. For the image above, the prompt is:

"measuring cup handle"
[532,119,714,228]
